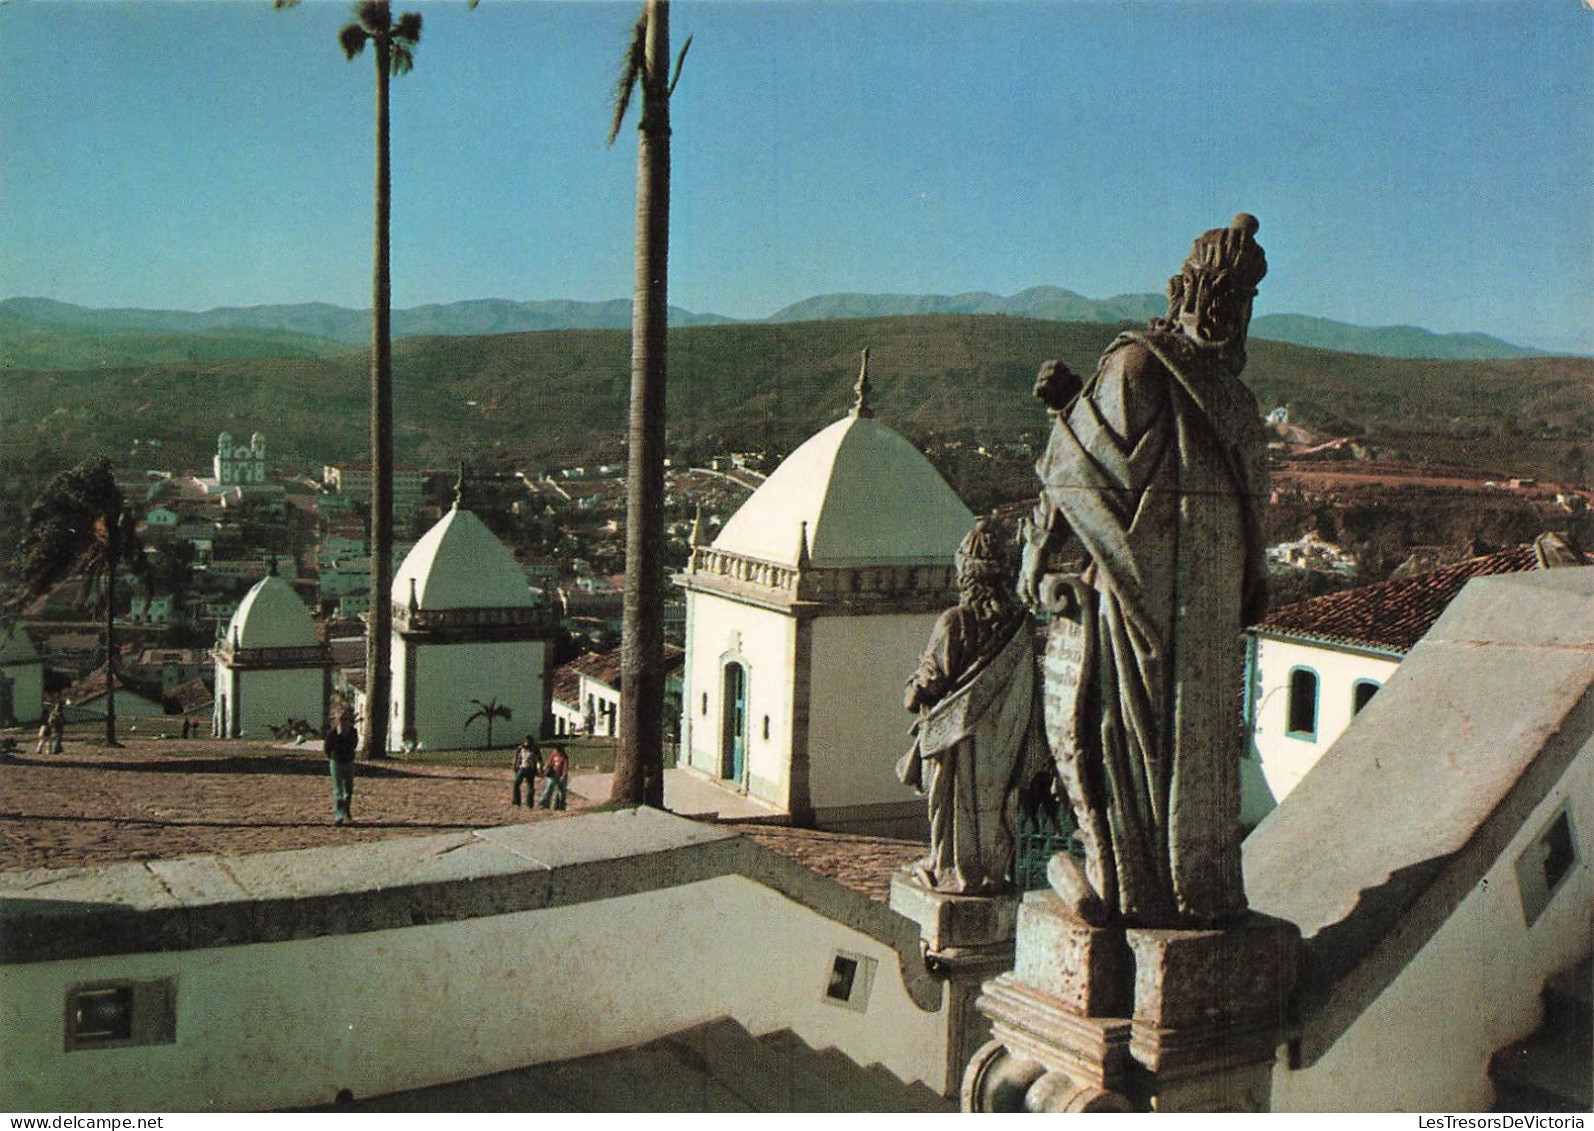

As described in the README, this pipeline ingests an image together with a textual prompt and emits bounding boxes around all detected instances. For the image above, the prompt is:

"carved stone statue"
[899,518,1049,895]
[1020,214,1271,928]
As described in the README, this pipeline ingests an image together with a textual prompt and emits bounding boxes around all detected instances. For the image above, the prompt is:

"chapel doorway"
[720,662,746,782]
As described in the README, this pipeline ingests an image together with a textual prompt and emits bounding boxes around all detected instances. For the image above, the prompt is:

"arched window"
[1352,679,1381,716]
[1287,667,1319,740]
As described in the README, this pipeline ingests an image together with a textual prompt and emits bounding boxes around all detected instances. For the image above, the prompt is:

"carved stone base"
[889,870,1019,1098]
[888,870,1019,953]
[962,893,1299,1113]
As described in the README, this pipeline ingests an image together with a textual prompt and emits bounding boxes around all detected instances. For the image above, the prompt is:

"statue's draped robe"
[903,606,1048,894]
[1038,329,1268,926]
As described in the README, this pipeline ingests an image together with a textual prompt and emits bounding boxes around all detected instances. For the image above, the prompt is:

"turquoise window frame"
[1351,678,1381,716]
[1286,665,1320,741]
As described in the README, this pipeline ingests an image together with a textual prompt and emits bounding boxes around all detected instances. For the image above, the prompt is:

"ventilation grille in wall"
[64,979,176,1052]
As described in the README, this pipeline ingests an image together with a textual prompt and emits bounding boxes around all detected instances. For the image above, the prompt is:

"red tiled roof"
[557,644,684,694]
[1256,543,1586,654]
[728,824,927,904]
[550,666,582,706]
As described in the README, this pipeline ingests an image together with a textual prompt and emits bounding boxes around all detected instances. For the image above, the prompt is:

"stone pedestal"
[963,890,1299,1113]
[889,870,1019,1098]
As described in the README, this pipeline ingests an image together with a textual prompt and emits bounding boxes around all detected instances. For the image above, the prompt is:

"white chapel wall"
[0,874,945,1111]
[681,590,796,807]
[1249,635,1399,812]
[806,611,940,819]
[395,638,547,751]
[230,668,326,739]
[1270,733,1594,1112]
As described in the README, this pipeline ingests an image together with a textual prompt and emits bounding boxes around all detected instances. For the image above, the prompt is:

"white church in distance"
[676,355,975,834]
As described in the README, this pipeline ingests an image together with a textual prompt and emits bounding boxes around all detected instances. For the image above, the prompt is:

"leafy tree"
[9,458,142,746]
[339,0,422,759]
[464,697,513,750]
[607,0,690,808]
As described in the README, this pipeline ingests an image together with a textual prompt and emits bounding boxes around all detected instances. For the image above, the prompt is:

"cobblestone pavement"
[0,733,591,874]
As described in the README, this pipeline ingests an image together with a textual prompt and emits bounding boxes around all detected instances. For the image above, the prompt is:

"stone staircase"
[336,1017,955,1113]
[1491,957,1592,1112]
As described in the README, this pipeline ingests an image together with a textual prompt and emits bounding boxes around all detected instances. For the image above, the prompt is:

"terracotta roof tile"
[728,824,926,903]
[1256,543,1586,654]
[557,644,683,694]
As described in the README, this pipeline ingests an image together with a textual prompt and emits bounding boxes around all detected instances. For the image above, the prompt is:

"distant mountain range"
[0,289,1548,369]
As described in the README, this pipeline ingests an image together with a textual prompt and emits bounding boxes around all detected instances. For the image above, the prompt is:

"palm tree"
[464,697,513,751]
[10,458,141,746]
[607,0,689,808]
[340,0,422,760]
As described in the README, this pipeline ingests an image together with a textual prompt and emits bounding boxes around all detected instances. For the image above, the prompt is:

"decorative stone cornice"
[680,544,958,613]
[391,602,559,641]
[214,643,331,671]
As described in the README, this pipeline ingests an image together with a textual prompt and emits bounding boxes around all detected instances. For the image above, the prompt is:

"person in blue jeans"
[538,745,569,810]
[512,735,542,806]
[325,711,359,825]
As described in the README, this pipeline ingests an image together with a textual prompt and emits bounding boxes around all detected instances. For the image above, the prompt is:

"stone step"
[759,1028,953,1112]
[810,1043,955,1112]
[535,1034,758,1113]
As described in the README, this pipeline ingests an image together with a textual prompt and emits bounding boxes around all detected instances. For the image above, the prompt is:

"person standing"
[538,745,569,810]
[325,710,359,825]
[34,700,58,756]
[49,699,65,754]
[512,734,542,806]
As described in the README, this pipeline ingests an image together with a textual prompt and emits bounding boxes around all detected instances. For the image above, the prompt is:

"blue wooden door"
[721,663,746,781]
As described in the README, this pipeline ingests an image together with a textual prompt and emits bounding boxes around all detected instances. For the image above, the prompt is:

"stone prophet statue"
[1020,214,1271,928]
[899,518,1049,895]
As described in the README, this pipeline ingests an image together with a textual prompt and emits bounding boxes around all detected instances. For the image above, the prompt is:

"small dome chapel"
[213,567,330,739]
[389,496,556,752]
[677,351,976,832]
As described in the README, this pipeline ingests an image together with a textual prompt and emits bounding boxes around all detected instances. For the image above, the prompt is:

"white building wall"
[393,638,548,751]
[1272,734,1594,1112]
[1248,635,1399,818]
[681,590,795,808]
[0,875,945,1112]
[227,667,326,739]
[807,611,940,815]
[2,661,44,725]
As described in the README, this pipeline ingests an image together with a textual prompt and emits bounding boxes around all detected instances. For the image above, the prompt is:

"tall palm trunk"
[365,34,394,760]
[612,0,671,807]
[103,545,119,747]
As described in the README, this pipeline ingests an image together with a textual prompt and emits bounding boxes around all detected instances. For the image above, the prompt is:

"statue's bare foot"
[1046,853,1106,926]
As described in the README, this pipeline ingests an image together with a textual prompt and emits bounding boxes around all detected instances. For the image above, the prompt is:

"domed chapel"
[676,352,976,833]
[213,565,331,739]
[389,493,556,752]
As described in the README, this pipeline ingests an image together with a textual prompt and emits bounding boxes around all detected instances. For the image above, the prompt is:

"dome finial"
[267,555,278,577]
[453,461,467,510]
[850,348,874,419]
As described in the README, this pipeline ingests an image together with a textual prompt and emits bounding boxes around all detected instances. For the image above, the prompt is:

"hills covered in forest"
[4,313,1589,492]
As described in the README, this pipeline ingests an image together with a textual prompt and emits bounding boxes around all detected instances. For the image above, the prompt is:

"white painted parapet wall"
[0,810,946,1112]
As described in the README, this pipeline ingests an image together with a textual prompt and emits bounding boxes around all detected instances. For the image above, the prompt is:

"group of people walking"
[512,734,570,810]
[319,716,572,824]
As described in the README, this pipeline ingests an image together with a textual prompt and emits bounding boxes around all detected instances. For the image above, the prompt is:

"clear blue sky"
[2,0,1590,352]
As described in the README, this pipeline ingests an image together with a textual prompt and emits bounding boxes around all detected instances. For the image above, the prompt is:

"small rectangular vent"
[65,979,176,1052]
[822,950,876,1012]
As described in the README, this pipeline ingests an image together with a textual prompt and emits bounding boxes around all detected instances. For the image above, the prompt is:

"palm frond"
[606,12,647,147]
[390,42,415,77]
[339,23,369,60]
[355,0,391,35]
[273,0,301,8]
[394,11,422,45]
[668,34,692,97]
